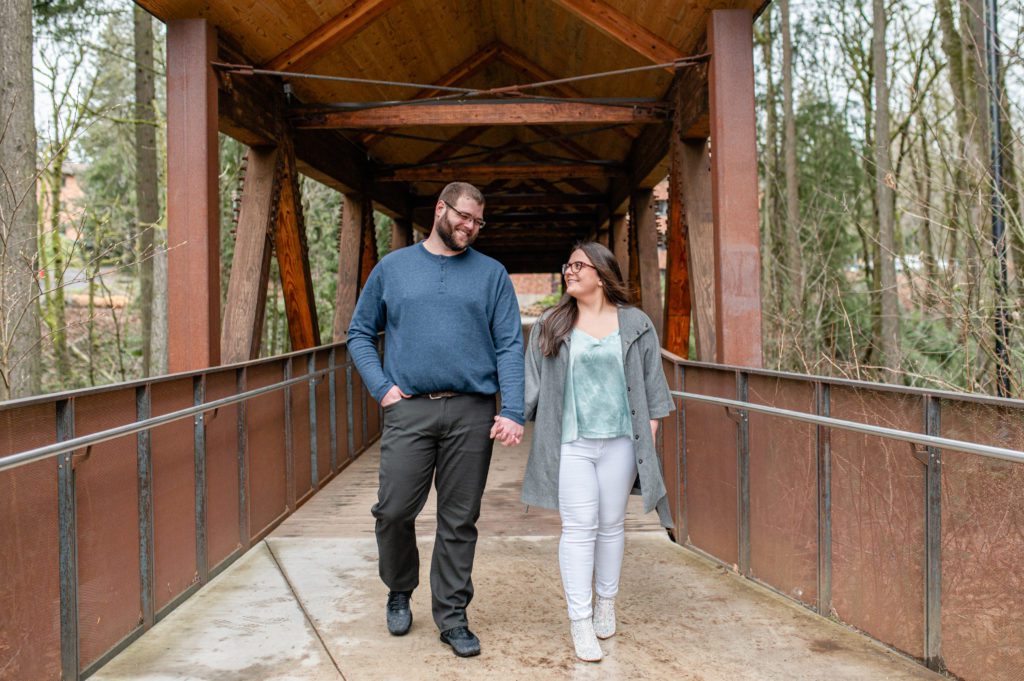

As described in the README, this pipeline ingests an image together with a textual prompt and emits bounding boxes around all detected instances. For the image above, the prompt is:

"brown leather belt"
[424,391,460,399]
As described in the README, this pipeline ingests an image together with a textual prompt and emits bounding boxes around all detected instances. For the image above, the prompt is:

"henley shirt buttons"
[631,409,636,415]
[639,459,644,464]
[634,434,640,440]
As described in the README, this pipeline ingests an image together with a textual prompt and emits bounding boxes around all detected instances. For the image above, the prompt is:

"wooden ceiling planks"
[264,0,403,72]
[549,0,686,68]
[141,0,769,254]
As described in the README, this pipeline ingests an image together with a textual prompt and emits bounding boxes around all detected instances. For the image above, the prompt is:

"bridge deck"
[92,426,940,680]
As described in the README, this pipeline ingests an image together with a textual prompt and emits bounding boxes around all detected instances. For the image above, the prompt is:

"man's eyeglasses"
[443,201,486,229]
[561,261,597,275]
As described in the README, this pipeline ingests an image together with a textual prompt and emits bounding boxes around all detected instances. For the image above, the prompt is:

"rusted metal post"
[708,9,762,367]
[56,399,79,681]
[815,382,832,617]
[166,19,220,371]
[136,385,155,629]
[193,375,209,584]
[924,396,943,670]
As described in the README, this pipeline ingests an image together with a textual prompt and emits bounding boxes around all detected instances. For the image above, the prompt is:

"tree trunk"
[134,6,159,376]
[152,244,168,374]
[915,111,938,310]
[873,0,899,379]
[758,10,784,328]
[0,0,42,399]
[780,0,804,321]
[47,128,69,382]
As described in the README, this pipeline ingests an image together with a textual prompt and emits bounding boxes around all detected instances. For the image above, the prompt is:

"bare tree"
[134,5,160,376]
[781,0,805,320]
[873,0,900,377]
[0,0,42,399]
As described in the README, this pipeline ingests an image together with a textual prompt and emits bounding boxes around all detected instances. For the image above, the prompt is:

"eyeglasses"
[561,261,598,275]
[443,201,486,229]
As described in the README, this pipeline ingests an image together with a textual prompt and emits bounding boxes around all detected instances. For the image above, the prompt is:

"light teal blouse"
[561,328,633,443]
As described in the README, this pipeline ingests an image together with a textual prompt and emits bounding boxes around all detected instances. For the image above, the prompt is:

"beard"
[435,210,478,252]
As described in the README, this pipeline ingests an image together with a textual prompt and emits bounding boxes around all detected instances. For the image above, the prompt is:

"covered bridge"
[2,2,1022,681]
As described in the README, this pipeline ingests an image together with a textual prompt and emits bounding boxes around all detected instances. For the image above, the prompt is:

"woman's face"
[563,249,602,300]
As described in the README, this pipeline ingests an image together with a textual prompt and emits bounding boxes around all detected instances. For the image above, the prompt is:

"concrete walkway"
[93,427,941,680]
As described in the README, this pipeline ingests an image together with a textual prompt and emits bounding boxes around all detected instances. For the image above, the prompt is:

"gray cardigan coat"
[521,305,676,528]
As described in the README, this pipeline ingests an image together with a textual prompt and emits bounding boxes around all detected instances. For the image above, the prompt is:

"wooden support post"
[167,19,219,371]
[683,139,717,361]
[274,143,321,351]
[631,189,663,340]
[390,218,412,251]
[359,195,377,288]
[333,194,364,339]
[610,213,629,282]
[709,9,762,367]
[221,146,280,363]
[665,125,692,358]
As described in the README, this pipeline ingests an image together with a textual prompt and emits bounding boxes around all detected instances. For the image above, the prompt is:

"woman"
[522,241,675,662]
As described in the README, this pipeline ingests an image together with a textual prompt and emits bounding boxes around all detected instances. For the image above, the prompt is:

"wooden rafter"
[361,44,501,147]
[477,212,598,224]
[221,146,280,363]
[494,44,634,142]
[264,0,401,73]
[293,101,666,129]
[414,126,492,166]
[380,162,622,182]
[413,193,603,208]
[274,140,321,350]
[549,0,686,69]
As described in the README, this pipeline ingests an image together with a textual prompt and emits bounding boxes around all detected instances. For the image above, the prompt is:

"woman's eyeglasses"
[443,201,486,229]
[561,261,597,275]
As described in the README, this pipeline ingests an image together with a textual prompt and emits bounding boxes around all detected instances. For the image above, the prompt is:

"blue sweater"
[347,243,525,424]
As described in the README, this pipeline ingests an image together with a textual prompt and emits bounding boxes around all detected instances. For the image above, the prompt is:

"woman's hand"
[649,419,658,442]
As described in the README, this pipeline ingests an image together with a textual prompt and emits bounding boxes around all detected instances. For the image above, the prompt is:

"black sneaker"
[440,626,481,657]
[386,591,412,636]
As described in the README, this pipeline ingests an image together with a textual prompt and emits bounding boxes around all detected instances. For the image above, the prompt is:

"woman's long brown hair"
[536,241,632,357]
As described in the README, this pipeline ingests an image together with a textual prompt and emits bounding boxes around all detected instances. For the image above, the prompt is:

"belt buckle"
[428,391,457,399]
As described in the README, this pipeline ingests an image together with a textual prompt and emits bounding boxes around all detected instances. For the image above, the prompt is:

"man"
[347,181,525,658]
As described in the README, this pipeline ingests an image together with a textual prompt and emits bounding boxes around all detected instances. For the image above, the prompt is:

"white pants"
[557,436,637,621]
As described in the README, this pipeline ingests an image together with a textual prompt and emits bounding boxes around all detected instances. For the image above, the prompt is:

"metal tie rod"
[0,367,338,474]
[671,390,1024,465]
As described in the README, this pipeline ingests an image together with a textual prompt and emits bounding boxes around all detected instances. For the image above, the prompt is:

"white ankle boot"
[594,596,616,639]
[570,617,603,662]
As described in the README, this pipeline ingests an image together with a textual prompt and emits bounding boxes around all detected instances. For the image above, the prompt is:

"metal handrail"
[0,366,337,475]
[672,390,1024,465]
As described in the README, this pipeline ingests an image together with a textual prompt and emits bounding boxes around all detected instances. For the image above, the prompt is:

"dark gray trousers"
[372,393,495,632]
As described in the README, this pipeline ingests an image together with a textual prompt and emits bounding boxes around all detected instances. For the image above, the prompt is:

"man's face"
[434,196,484,252]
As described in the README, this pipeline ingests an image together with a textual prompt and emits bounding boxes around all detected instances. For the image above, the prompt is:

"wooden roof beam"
[215,52,415,222]
[293,101,668,129]
[264,0,402,73]
[549,0,686,70]
[413,193,604,208]
[379,162,623,182]
[607,65,708,216]
[361,43,501,147]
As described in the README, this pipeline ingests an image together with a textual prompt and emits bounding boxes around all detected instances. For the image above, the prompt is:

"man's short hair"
[438,182,485,208]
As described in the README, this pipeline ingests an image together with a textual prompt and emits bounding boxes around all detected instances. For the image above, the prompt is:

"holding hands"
[490,415,524,447]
